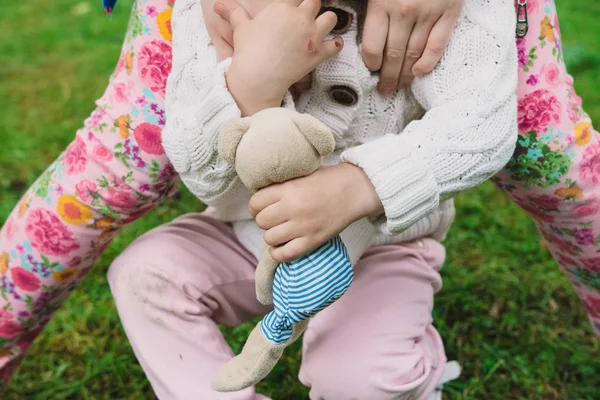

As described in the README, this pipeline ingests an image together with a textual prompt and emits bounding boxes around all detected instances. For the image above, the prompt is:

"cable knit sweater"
[162,0,518,264]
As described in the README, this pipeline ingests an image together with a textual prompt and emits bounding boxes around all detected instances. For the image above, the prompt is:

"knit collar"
[296,2,374,142]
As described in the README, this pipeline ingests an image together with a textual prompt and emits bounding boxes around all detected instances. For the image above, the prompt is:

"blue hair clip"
[102,0,117,16]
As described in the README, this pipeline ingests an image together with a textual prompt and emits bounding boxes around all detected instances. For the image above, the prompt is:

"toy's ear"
[291,113,335,156]
[218,117,252,164]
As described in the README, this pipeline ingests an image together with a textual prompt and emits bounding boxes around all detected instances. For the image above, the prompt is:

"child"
[107,0,518,398]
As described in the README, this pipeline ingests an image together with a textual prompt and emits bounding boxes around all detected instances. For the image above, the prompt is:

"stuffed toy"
[211,107,355,392]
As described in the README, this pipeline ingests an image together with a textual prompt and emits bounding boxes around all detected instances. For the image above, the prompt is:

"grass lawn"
[1,0,600,398]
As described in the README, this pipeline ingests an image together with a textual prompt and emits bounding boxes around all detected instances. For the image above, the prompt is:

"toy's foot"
[211,321,308,392]
[212,324,285,392]
[255,246,278,305]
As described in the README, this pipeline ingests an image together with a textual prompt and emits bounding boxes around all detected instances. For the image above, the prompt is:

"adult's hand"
[362,0,464,96]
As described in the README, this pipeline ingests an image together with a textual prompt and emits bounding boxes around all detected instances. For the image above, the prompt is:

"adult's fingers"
[397,19,434,86]
[378,17,414,96]
[361,5,388,72]
[411,14,456,77]
[214,0,252,29]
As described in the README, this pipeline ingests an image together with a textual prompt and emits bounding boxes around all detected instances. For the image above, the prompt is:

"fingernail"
[213,2,224,16]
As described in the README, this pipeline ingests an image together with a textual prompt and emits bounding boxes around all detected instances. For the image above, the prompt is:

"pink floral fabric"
[496,0,600,335]
[0,0,178,382]
[0,0,598,386]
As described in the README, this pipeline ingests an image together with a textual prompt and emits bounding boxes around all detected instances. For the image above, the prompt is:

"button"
[321,7,353,34]
[328,85,358,106]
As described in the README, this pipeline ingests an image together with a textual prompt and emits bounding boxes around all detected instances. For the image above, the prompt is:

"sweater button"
[329,85,358,106]
[321,7,353,34]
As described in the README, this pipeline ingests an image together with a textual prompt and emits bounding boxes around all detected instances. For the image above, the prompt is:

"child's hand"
[215,0,344,116]
[249,163,383,263]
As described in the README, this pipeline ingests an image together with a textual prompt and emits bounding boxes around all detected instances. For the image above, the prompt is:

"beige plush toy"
[211,107,355,392]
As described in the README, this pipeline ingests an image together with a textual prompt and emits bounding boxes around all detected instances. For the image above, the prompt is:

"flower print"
[125,51,134,74]
[122,206,153,224]
[557,253,578,267]
[526,74,538,86]
[146,5,158,17]
[10,267,40,292]
[90,140,114,164]
[137,40,172,96]
[25,209,80,256]
[513,199,554,223]
[579,143,600,184]
[64,137,88,175]
[540,63,560,88]
[53,269,78,283]
[135,96,147,107]
[517,89,561,133]
[574,122,592,147]
[106,187,138,213]
[540,16,555,43]
[0,254,8,275]
[526,148,543,159]
[0,311,23,339]
[571,199,600,219]
[572,227,596,246]
[75,180,98,204]
[516,37,528,69]
[528,194,560,211]
[554,184,583,200]
[57,195,93,226]
[17,196,29,219]
[110,81,132,104]
[157,8,172,43]
[584,295,600,319]
[134,122,164,155]
[115,114,131,139]
[96,217,115,229]
[568,103,581,123]
[545,234,580,255]
[581,257,600,272]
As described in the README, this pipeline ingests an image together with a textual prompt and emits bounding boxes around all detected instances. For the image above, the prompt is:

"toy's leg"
[211,317,308,392]
[254,244,278,305]
[212,236,353,392]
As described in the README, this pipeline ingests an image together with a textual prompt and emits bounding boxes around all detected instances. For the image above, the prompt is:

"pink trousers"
[107,213,447,399]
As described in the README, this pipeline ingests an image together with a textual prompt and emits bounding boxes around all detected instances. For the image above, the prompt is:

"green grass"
[1,0,600,398]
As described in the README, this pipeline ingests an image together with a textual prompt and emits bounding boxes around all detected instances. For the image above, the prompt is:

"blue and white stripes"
[260,235,354,344]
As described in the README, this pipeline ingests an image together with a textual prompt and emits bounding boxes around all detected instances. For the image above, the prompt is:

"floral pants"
[0,0,598,382]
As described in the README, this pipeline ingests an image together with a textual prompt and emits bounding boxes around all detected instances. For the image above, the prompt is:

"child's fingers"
[263,222,297,248]
[313,36,344,63]
[214,0,252,30]
[269,237,311,263]
[255,203,287,231]
[313,10,338,44]
[249,186,281,218]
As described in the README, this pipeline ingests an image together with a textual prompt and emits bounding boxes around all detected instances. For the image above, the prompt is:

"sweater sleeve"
[162,0,251,216]
[341,0,518,235]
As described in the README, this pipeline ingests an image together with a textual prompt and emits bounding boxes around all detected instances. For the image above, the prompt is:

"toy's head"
[218,108,335,192]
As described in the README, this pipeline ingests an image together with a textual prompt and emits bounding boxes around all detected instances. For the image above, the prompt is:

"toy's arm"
[162,0,252,217]
[341,0,518,235]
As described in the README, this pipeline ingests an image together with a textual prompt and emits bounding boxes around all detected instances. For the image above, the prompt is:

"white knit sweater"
[162,0,518,264]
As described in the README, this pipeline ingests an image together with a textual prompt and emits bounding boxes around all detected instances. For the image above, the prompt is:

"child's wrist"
[338,163,384,220]
[226,63,286,116]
